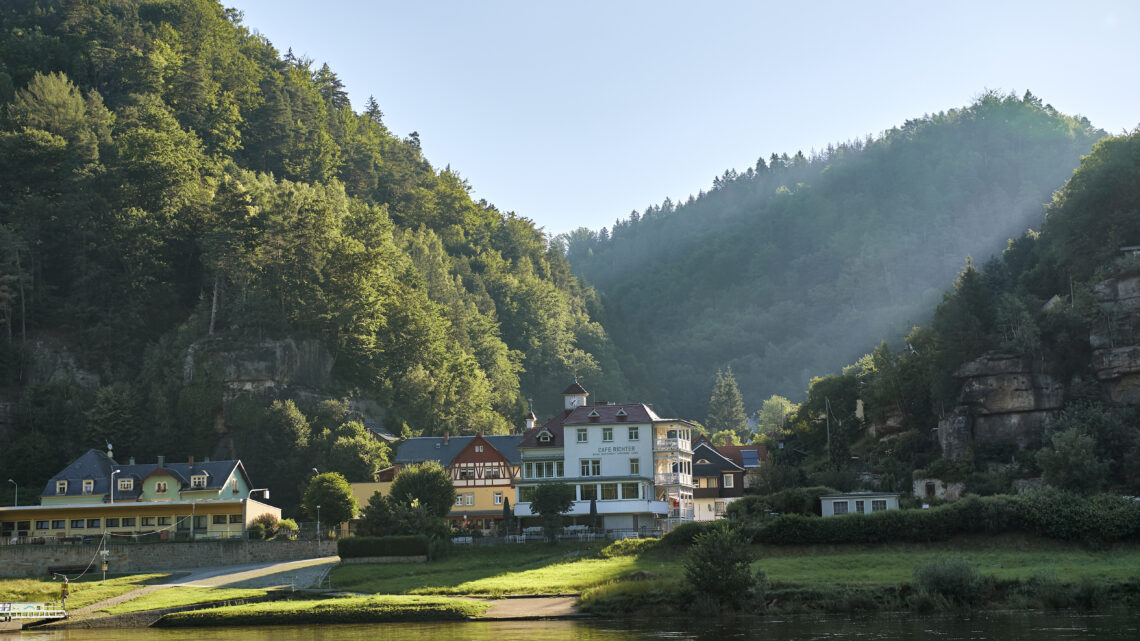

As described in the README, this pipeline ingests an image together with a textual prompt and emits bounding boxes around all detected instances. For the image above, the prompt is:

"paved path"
[34,556,340,627]
[481,596,582,619]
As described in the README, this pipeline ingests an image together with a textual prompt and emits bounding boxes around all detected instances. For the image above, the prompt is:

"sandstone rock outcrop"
[1091,274,1140,403]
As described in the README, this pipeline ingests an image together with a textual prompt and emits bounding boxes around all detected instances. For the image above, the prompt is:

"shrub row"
[751,491,1140,546]
[337,535,429,558]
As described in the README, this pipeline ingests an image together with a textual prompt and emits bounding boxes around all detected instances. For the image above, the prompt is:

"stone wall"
[0,540,337,578]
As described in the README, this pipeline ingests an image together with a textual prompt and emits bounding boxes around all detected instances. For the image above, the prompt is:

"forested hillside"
[0,0,628,501]
[562,94,1103,418]
[780,128,1140,498]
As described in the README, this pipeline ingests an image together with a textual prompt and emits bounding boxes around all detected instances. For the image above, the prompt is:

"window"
[176,516,189,531]
[213,515,228,525]
[190,475,207,489]
[723,474,734,489]
[458,468,475,480]
[621,483,639,499]
[141,517,155,527]
[474,445,483,452]
[577,428,588,443]
[35,520,49,530]
[601,483,618,500]
[580,459,601,476]
[106,518,120,528]
[56,480,68,494]
[155,481,168,494]
[855,500,865,514]
[118,478,133,491]
[602,427,613,442]
[193,516,207,530]
[833,501,849,515]
[872,500,888,512]
[455,495,464,506]
[157,516,171,526]
[122,518,136,527]
[628,426,639,440]
[630,458,639,475]
[538,432,552,443]
[580,484,598,500]
[71,519,84,529]
[464,493,474,506]
[494,491,503,505]
[229,514,242,524]
[703,477,718,488]
[82,479,94,494]
[487,467,501,479]
[231,479,239,494]
[86,519,100,528]
[519,486,535,502]
[51,520,66,529]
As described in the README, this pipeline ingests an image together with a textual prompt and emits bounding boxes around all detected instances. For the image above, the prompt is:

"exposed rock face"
[26,336,101,389]
[938,353,1063,459]
[1092,274,1140,403]
[912,478,964,501]
[185,337,336,395]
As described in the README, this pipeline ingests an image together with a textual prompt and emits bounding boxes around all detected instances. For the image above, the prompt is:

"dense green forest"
[0,0,629,507]
[777,128,1140,497]
[562,94,1103,418]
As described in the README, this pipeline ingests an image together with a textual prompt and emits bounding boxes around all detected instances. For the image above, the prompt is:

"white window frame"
[118,478,133,491]
[190,475,207,489]
[494,491,503,505]
[580,459,601,476]
[602,427,613,442]
[723,474,734,488]
[630,458,639,475]
[56,480,68,494]
[82,479,94,494]
[628,426,639,440]
[833,501,849,515]
[465,493,475,506]
[155,481,168,494]
[577,428,588,443]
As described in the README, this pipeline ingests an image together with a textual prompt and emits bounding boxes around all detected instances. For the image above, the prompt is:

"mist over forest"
[561,93,1103,418]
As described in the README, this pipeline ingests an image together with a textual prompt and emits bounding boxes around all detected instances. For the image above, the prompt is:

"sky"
[224,1,1140,237]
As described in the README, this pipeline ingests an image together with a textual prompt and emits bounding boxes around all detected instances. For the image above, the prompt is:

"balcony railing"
[653,438,691,453]
[654,473,691,486]
[668,508,695,519]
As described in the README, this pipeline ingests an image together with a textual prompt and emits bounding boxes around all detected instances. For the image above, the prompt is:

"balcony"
[654,473,691,486]
[653,438,691,453]
[515,499,672,518]
[668,508,695,519]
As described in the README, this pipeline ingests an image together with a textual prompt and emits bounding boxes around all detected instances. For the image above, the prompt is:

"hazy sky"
[224,1,1139,236]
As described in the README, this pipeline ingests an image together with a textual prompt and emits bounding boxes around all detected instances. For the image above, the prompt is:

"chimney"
[443,432,449,444]
[157,455,165,467]
[525,411,536,430]
[204,456,210,463]
[188,455,195,467]
[129,457,136,465]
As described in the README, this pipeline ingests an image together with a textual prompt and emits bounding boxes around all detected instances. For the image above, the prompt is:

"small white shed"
[819,492,900,517]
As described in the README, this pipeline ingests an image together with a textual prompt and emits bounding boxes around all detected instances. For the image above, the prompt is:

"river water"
[4,612,1139,641]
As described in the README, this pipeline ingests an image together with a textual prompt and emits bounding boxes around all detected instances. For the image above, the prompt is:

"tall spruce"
[706,367,749,440]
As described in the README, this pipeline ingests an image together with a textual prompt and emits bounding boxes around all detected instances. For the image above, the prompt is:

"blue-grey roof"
[692,442,744,476]
[394,435,524,466]
[42,449,250,501]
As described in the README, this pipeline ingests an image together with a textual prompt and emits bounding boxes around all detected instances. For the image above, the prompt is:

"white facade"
[820,492,900,516]
[515,414,696,533]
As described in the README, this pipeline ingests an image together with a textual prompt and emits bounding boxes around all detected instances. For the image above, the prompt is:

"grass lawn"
[753,537,1140,586]
[332,535,1140,597]
[0,574,170,610]
[153,594,488,627]
[99,586,269,614]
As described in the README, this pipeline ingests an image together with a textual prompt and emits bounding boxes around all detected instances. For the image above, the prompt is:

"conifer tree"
[706,367,749,440]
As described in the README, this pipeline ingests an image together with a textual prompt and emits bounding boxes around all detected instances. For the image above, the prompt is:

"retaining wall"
[0,540,337,577]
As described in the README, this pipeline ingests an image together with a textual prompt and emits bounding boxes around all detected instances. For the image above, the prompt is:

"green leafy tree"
[707,367,748,440]
[1036,428,1109,495]
[530,482,575,542]
[755,395,795,435]
[302,472,357,530]
[389,461,455,519]
[684,520,755,609]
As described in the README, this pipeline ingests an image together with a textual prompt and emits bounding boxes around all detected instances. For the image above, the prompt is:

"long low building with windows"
[1,449,278,544]
[514,381,696,535]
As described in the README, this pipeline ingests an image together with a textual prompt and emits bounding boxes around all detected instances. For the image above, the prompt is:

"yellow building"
[1,449,279,543]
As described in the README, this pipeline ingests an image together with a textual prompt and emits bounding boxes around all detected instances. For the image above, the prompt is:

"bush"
[598,538,659,558]
[250,513,279,539]
[275,519,299,540]
[912,558,987,606]
[684,521,754,609]
[337,535,430,558]
[661,521,710,546]
[247,523,266,540]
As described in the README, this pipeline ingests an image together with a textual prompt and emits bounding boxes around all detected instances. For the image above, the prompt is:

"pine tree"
[706,367,748,439]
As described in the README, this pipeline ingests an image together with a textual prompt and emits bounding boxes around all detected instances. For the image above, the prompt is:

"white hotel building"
[514,382,695,534]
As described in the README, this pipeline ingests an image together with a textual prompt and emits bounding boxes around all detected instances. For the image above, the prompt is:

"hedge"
[750,491,1140,546]
[337,535,430,558]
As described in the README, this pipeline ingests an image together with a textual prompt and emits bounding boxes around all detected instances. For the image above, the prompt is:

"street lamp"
[246,488,270,501]
[316,504,321,542]
[109,469,121,505]
[6,479,15,507]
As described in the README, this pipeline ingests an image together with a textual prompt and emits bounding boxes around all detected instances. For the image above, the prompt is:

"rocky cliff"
[1091,273,1140,404]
